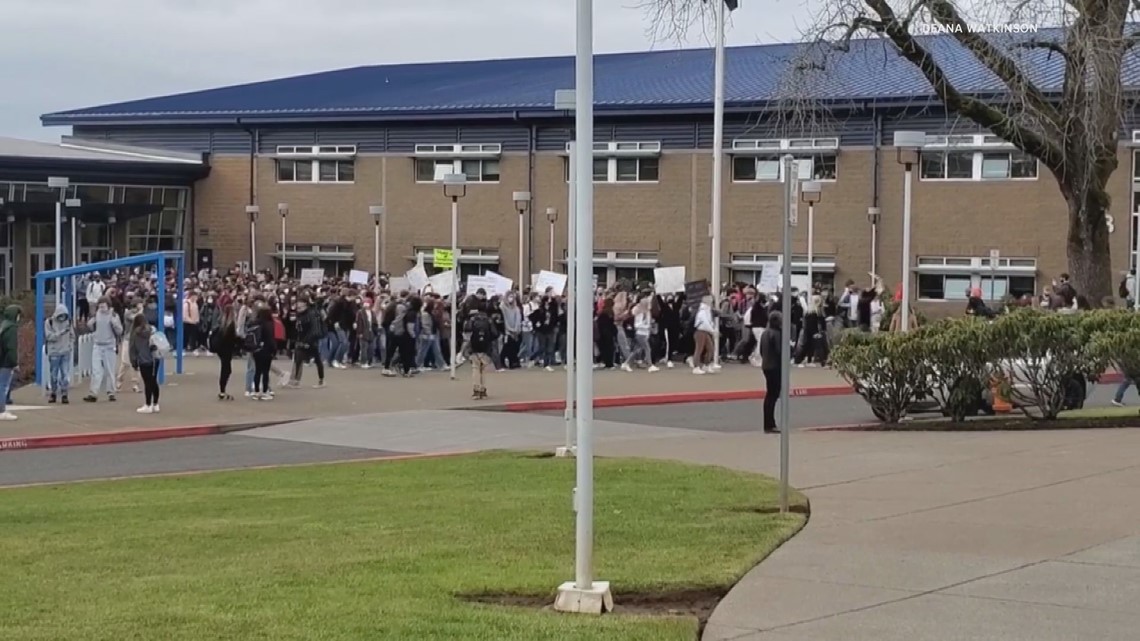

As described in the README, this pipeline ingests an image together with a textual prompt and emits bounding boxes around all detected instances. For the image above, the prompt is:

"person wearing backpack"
[465,308,496,399]
[291,297,326,388]
[128,313,161,414]
[249,307,277,400]
[0,304,22,420]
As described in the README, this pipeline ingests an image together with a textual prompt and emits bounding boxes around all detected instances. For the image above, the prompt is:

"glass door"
[0,250,9,296]
[30,251,56,295]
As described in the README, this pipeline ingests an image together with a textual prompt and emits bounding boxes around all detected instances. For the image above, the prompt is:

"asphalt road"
[0,383,1124,488]
[0,435,401,487]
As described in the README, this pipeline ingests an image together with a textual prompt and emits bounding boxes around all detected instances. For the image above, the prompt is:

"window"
[126,187,187,255]
[917,274,975,301]
[277,159,353,183]
[731,154,836,181]
[29,222,55,248]
[919,134,1038,181]
[916,255,1037,300]
[80,223,111,249]
[563,141,661,183]
[415,158,499,183]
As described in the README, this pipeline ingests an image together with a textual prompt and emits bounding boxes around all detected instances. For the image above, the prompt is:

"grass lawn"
[0,452,806,641]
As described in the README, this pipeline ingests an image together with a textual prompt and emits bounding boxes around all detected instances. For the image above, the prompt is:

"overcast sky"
[0,0,810,140]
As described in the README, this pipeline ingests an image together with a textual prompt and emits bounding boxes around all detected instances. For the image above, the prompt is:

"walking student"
[465,306,496,399]
[85,297,122,403]
[44,303,75,404]
[292,297,326,388]
[247,307,277,399]
[128,313,161,414]
[0,304,22,421]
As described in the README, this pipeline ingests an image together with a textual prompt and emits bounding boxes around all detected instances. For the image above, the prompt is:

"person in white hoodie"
[85,275,106,317]
[692,296,716,375]
[623,297,658,373]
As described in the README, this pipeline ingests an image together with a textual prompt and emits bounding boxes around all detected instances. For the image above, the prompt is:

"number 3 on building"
[1106,214,1115,233]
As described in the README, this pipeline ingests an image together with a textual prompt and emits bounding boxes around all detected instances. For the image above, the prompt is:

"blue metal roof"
[42,29,1140,125]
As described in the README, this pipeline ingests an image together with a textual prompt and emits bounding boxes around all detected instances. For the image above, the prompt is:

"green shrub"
[1088,324,1140,385]
[829,330,928,423]
[987,310,1106,420]
[917,319,995,422]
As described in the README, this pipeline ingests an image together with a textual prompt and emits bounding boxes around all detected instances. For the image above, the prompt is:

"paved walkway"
[5,357,846,438]
[595,430,1140,641]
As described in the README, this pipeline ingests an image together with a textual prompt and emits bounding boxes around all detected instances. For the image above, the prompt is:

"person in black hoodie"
[759,311,784,433]
[747,294,769,366]
[325,292,355,368]
[653,294,679,368]
[251,307,277,400]
[398,296,422,377]
[595,298,618,369]
[292,297,326,388]
[529,292,558,371]
[213,303,240,400]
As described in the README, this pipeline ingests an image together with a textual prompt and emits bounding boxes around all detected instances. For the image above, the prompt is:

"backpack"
[470,314,492,346]
[273,317,286,342]
[243,322,261,353]
[149,329,172,359]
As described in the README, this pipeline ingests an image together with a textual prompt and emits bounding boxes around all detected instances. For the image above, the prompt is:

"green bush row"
[828,309,1140,422]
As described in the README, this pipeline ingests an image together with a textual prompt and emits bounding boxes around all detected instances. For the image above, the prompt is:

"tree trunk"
[1063,187,1114,306]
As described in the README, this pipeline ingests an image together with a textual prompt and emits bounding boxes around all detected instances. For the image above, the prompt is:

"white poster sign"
[348,269,369,285]
[406,262,429,292]
[484,271,514,296]
[427,270,454,297]
[757,261,781,292]
[466,274,495,297]
[653,266,686,294]
[299,268,324,286]
[388,276,411,293]
[534,270,568,296]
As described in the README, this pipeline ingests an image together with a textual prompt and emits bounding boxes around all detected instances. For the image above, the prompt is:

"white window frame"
[729,253,837,292]
[563,141,661,184]
[559,250,659,286]
[914,255,1038,301]
[413,144,502,184]
[919,134,1038,182]
[730,138,839,183]
[276,158,355,184]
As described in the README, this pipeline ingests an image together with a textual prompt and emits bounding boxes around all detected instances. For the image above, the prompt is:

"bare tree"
[642,0,1138,303]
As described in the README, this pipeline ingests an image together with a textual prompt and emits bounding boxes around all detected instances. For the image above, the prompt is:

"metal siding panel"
[209,129,252,154]
[611,121,696,149]
[458,125,530,151]
[385,126,459,153]
[699,117,846,148]
[72,126,110,140]
[315,128,387,152]
[69,127,212,152]
[535,127,570,151]
[879,111,984,144]
[257,129,317,153]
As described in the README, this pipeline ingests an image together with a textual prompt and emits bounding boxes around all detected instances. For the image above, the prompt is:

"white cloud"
[0,0,806,140]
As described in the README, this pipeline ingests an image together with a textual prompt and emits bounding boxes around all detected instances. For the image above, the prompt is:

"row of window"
[273,150,1038,185]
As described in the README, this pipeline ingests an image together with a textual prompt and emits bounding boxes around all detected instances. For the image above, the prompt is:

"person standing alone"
[85,297,122,403]
[128,313,161,414]
[758,311,784,433]
[465,307,496,399]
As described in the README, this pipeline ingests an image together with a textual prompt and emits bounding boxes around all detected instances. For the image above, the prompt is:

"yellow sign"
[433,248,454,269]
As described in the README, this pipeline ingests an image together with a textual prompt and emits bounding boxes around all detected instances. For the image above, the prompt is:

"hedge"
[829,309,1140,422]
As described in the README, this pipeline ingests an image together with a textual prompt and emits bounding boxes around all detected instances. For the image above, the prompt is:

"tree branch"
[861,0,1065,169]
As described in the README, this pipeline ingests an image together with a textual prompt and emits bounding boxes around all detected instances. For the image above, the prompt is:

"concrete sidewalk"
[4,357,847,441]
[594,429,1140,641]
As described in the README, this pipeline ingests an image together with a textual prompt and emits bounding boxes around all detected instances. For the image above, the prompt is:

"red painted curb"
[0,425,222,452]
[500,384,856,412]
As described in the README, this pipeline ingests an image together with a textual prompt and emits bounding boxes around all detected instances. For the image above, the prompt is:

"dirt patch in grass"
[837,415,1140,432]
[462,587,727,634]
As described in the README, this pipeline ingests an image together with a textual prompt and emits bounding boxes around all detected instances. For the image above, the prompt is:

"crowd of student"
[0,264,1098,425]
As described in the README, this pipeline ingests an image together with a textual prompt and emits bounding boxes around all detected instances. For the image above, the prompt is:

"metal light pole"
[779,155,799,514]
[442,174,467,381]
[48,176,69,304]
[278,203,289,277]
[555,88,579,460]
[800,182,821,292]
[546,207,558,271]
[513,191,531,288]
[893,131,926,332]
[554,0,611,615]
[709,0,731,369]
[245,205,260,274]
[65,197,81,316]
[369,205,385,275]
